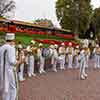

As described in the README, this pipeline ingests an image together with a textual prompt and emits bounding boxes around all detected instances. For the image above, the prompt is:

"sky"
[91,0,100,9]
[13,0,100,27]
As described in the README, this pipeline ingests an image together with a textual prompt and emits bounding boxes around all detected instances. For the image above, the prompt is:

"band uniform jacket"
[0,43,16,93]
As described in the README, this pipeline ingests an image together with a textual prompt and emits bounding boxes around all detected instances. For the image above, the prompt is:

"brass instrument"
[84,47,90,55]
[74,49,80,56]
[32,47,38,54]
[27,46,37,55]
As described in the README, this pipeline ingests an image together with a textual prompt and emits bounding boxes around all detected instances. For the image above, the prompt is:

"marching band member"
[93,44,100,69]
[66,42,74,69]
[74,45,80,68]
[79,48,88,80]
[17,45,26,82]
[0,33,20,100]
[84,46,90,68]
[37,43,46,74]
[82,39,89,48]
[49,44,54,65]
[26,40,36,77]
[52,44,59,72]
[58,43,66,70]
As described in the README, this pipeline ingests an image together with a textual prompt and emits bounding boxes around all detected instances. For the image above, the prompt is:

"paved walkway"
[19,64,100,100]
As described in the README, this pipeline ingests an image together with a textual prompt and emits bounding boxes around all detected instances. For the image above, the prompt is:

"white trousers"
[3,70,16,100]
[95,54,100,68]
[80,60,86,77]
[74,56,79,68]
[68,54,73,68]
[52,57,58,71]
[18,63,24,80]
[59,55,65,70]
[28,55,35,76]
[39,57,45,72]
[86,55,89,68]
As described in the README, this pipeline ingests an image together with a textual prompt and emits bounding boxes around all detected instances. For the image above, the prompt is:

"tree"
[91,8,100,34]
[56,0,92,35]
[91,8,100,42]
[0,0,15,17]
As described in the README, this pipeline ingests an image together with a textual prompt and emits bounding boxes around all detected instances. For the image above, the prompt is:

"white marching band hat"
[76,45,79,48]
[39,43,43,47]
[54,44,58,48]
[49,45,54,49]
[18,44,23,49]
[5,33,15,40]
[30,40,35,44]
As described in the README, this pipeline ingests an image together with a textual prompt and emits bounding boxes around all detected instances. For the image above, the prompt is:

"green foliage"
[92,8,100,34]
[90,8,100,43]
[33,18,54,27]
[56,0,92,35]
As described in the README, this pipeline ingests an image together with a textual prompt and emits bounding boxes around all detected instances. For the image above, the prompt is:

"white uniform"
[52,48,58,72]
[79,50,87,79]
[18,50,25,81]
[49,47,54,64]
[93,47,100,69]
[37,48,45,74]
[58,46,66,70]
[66,47,74,68]
[0,43,17,100]
[85,48,90,68]
[26,46,36,77]
[74,48,80,68]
